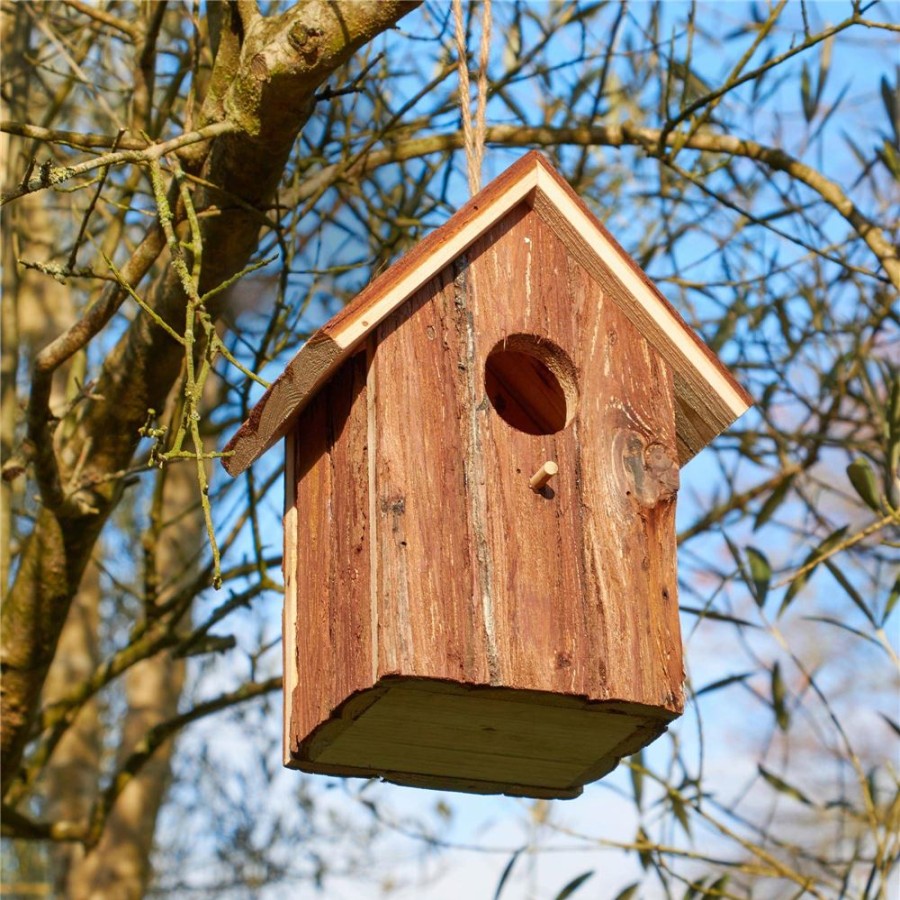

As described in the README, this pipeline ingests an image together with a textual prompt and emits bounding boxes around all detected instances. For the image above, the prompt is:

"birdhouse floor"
[287,678,673,799]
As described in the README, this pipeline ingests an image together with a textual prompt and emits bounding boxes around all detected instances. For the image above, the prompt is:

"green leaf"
[746,547,772,607]
[884,575,900,625]
[680,605,759,628]
[754,476,794,529]
[823,560,875,625]
[669,791,691,837]
[847,458,882,511]
[880,713,900,738]
[630,749,644,811]
[800,62,815,122]
[779,525,849,616]
[705,875,730,897]
[882,72,900,145]
[613,884,640,900]
[493,848,523,900]
[879,139,900,182]
[804,616,882,649]
[636,827,652,871]
[888,373,900,495]
[553,871,594,900]
[771,662,789,731]
[758,765,812,805]
[695,671,753,697]
[683,879,707,900]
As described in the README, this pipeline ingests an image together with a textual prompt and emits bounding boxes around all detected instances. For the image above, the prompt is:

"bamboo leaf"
[759,765,812,805]
[823,560,876,625]
[884,576,900,625]
[636,827,652,870]
[771,662,789,731]
[684,879,707,900]
[613,884,640,900]
[847,458,883,511]
[879,140,900,182]
[493,848,524,900]
[746,547,771,607]
[881,71,900,145]
[804,616,882,649]
[754,476,793,529]
[779,525,849,616]
[669,792,691,837]
[630,749,644,811]
[880,713,900,738]
[800,62,815,122]
[695,672,753,697]
[705,876,730,897]
[553,871,594,900]
[680,606,759,628]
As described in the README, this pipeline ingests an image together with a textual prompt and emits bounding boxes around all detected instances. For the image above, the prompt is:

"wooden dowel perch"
[529,461,558,492]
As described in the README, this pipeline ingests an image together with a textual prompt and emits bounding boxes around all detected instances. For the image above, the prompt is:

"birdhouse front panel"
[225,152,752,800]
[283,201,684,798]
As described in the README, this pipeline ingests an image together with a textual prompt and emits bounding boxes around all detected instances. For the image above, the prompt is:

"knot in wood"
[250,53,270,83]
[287,22,322,62]
[621,434,679,508]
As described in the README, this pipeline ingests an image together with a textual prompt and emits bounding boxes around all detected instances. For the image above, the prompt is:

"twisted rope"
[452,0,492,195]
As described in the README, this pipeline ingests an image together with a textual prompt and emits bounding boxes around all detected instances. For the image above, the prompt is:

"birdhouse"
[223,152,751,799]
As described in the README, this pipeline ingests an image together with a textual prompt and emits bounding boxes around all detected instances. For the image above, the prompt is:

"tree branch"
[301,124,899,289]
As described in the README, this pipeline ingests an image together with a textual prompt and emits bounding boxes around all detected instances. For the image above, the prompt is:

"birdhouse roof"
[223,151,751,476]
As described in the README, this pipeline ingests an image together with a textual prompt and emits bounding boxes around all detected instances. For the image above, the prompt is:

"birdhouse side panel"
[289,350,374,751]
[371,269,492,685]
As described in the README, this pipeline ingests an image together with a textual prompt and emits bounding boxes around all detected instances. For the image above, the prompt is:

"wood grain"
[290,351,372,751]
[286,202,684,795]
[290,678,673,799]
[371,267,491,684]
[282,431,298,765]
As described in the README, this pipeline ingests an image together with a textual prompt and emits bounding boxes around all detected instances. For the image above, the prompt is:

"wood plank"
[282,432,298,765]
[290,352,373,748]
[531,168,750,463]
[297,678,658,794]
[461,205,598,698]
[566,224,684,712]
[372,268,491,684]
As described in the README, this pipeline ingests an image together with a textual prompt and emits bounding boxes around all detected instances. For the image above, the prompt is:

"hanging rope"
[452,0,492,195]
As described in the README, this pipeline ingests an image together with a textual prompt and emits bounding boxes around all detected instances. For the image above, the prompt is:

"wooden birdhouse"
[223,152,751,799]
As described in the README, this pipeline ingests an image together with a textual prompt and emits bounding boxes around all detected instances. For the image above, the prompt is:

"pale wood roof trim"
[223,152,751,476]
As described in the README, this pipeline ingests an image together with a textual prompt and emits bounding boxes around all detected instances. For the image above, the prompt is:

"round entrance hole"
[484,336,578,435]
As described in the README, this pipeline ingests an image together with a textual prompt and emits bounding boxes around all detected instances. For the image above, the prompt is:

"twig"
[1,121,236,205]
[292,124,899,290]
[774,512,898,588]
[84,676,281,847]
[0,121,149,151]
[61,0,139,40]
